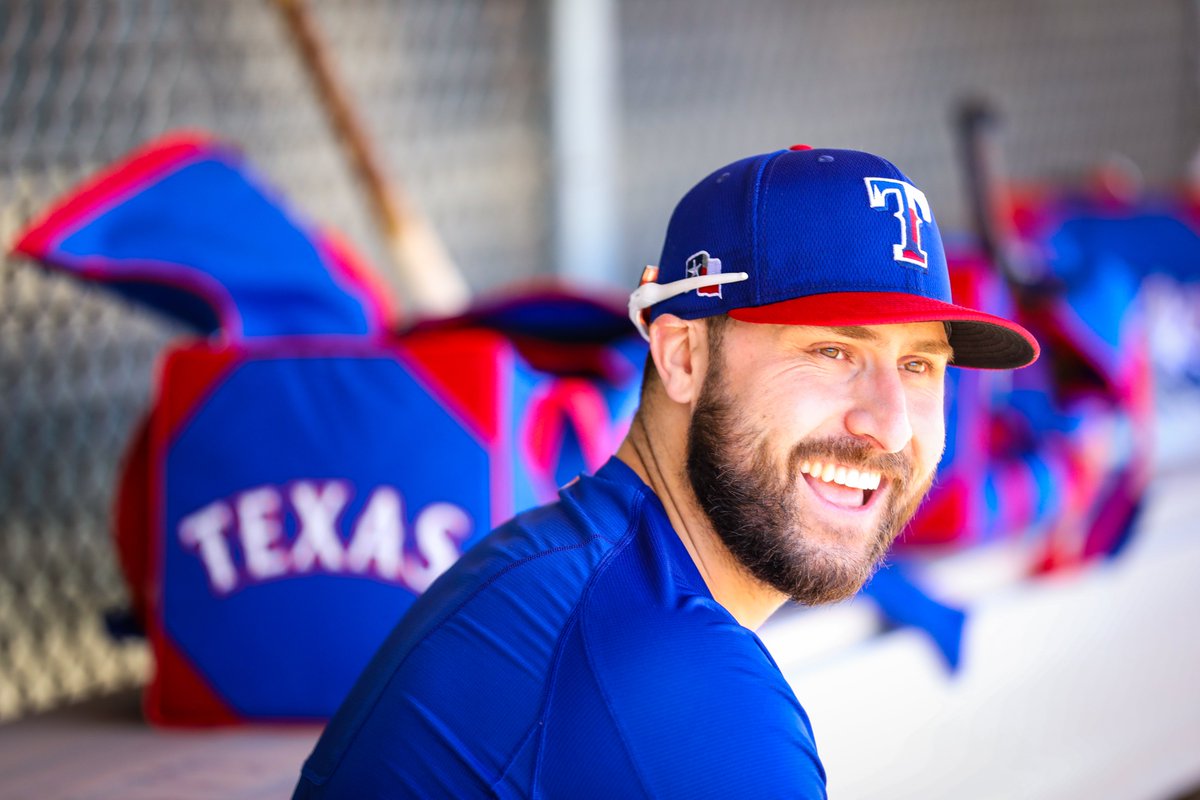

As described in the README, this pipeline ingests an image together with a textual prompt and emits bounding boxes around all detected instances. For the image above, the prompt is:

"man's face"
[685,319,950,606]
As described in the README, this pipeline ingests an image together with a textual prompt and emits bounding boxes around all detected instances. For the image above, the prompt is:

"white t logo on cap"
[864,177,932,268]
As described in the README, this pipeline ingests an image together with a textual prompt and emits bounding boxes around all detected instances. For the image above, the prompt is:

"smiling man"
[294,146,1038,799]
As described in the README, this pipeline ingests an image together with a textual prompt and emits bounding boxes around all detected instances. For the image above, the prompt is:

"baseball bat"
[953,96,1023,287]
[953,94,1063,296]
[274,0,471,319]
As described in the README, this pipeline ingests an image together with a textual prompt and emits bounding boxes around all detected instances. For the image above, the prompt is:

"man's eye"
[818,347,846,360]
[902,359,930,374]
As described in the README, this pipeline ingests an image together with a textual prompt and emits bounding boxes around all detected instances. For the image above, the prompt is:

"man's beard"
[685,365,935,606]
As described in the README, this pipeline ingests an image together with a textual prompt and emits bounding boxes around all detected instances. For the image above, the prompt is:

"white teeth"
[799,461,882,491]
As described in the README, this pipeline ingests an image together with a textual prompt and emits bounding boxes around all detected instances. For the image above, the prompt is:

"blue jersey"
[294,458,827,798]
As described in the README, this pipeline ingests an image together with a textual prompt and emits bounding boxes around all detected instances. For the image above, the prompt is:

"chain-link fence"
[617,0,1200,284]
[1,0,1196,722]
[0,0,549,722]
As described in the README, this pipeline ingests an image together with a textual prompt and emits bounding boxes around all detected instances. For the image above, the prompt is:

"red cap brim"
[728,291,1039,369]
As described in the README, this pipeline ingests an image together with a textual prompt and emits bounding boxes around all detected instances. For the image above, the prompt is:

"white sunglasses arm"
[627,271,750,341]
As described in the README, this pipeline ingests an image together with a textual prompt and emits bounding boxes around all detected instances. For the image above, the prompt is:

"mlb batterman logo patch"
[687,251,724,297]
[864,177,932,269]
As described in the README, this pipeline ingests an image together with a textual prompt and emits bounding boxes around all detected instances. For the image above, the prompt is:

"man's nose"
[844,365,913,454]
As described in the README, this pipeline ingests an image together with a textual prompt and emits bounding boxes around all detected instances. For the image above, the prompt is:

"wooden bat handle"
[275,0,471,318]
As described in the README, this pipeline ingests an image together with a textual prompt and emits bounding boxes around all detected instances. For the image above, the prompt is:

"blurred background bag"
[17,134,644,723]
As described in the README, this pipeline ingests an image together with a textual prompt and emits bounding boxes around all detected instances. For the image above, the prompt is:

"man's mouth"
[799,460,883,509]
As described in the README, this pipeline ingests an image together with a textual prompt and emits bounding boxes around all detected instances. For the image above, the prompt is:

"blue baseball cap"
[628,145,1039,369]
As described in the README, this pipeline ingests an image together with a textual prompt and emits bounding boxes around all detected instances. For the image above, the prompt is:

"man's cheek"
[907,426,946,492]
[917,395,948,467]
[929,420,947,468]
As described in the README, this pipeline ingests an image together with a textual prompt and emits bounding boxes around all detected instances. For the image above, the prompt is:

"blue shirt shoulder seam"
[524,489,649,793]
[306,535,609,789]
[550,507,658,796]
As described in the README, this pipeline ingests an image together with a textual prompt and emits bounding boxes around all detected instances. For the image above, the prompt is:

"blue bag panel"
[159,345,494,718]
[13,133,394,338]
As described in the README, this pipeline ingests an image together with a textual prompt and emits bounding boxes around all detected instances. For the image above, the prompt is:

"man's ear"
[648,314,707,405]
